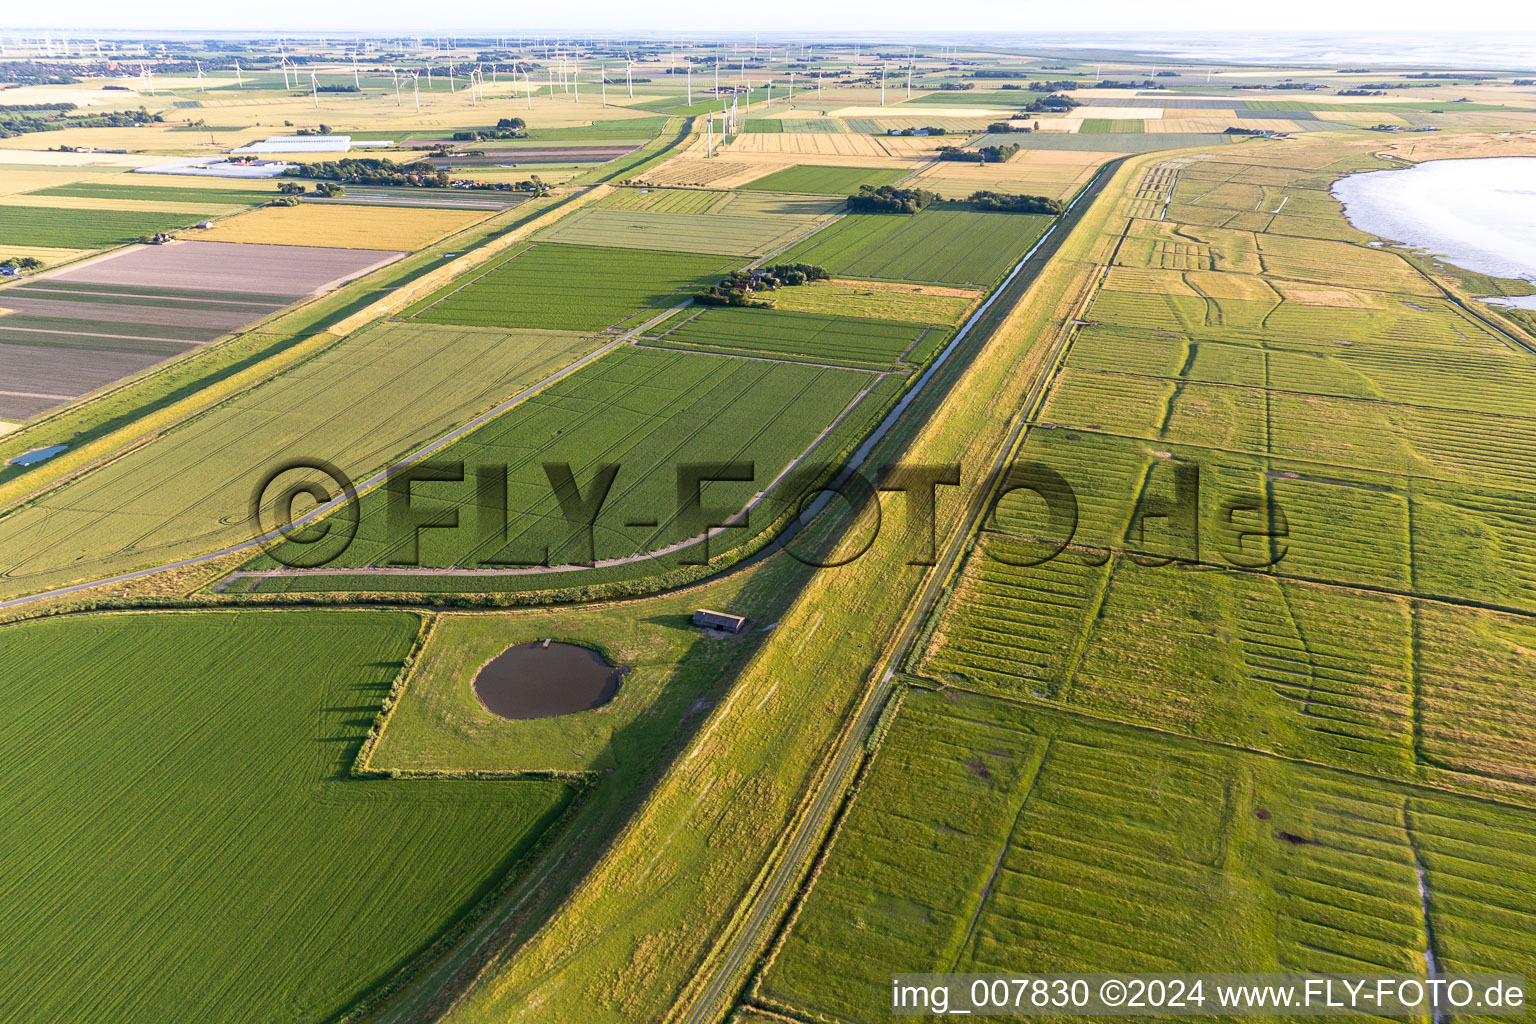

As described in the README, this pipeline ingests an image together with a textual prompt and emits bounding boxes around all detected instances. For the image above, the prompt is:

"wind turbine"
[626,61,633,98]
[194,59,205,93]
[523,69,532,109]
[601,65,607,106]
[281,59,291,90]
[392,66,401,105]
[412,70,421,111]
[573,64,579,103]
[686,65,691,106]
[448,64,455,92]
[880,64,886,106]
[788,72,793,102]
[234,58,243,88]
[352,54,360,89]
[310,69,319,108]
[906,62,913,99]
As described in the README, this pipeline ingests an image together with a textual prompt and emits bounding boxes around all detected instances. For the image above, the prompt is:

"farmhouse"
[692,609,747,634]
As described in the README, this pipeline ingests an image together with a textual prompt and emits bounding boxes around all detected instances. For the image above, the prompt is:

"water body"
[7,444,67,467]
[1333,157,1536,308]
[472,641,621,720]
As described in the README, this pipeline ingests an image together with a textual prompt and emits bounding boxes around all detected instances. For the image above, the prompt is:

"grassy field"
[190,202,491,250]
[758,689,1536,1021]
[767,278,982,325]
[0,609,572,1024]
[736,164,909,195]
[777,208,1053,287]
[524,188,840,256]
[644,305,945,367]
[908,142,1536,802]
[0,205,206,248]
[251,345,882,571]
[407,242,734,331]
[0,322,601,600]
[29,181,279,205]
[373,595,764,773]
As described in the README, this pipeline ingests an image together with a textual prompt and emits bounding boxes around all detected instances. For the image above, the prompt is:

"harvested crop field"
[723,132,938,162]
[0,609,572,1024]
[777,208,1051,287]
[910,148,1111,201]
[0,241,401,418]
[190,202,492,250]
[407,242,734,332]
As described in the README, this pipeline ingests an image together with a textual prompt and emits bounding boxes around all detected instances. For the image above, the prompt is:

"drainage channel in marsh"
[472,640,621,720]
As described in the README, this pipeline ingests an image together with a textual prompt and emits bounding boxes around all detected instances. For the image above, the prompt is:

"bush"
[846,184,938,214]
[968,190,1065,214]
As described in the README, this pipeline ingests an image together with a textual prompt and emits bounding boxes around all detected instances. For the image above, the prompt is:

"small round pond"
[472,641,621,720]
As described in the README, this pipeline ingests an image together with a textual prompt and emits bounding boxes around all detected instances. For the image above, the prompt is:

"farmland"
[736,164,909,195]
[765,278,982,324]
[0,322,601,599]
[0,609,572,1024]
[757,689,1536,1021]
[778,207,1054,286]
[248,345,886,573]
[6,35,1536,1024]
[0,241,400,418]
[407,242,734,331]
[526,187,841,256]
[0,205,207,248]
[190,201,493,249]
[642,305,945,367]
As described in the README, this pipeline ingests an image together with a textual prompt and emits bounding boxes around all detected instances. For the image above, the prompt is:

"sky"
[16,0,1536,36]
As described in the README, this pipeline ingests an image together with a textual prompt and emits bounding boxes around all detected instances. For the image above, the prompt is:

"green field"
[736,164,909,195]
[29,182,278,205]
[531,206,826,256]
[408,242,734,330]
[0,610,571,1024]
[252,345,884,572]
[0,205,207,247]
[915,149,1536,786]
[759,689,1536,1021]
[777,208,1053,286]
[524,188,841,257]
[645,305,941,366]
[0,322,601,601]
[1079,117,1147,133]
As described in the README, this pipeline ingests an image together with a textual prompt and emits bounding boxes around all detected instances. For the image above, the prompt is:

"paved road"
[672,159,1122,1024]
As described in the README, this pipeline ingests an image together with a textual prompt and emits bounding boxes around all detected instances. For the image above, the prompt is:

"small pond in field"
[1332,156,1536,308]
[472,641,621,720]
[8,444,68,467]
